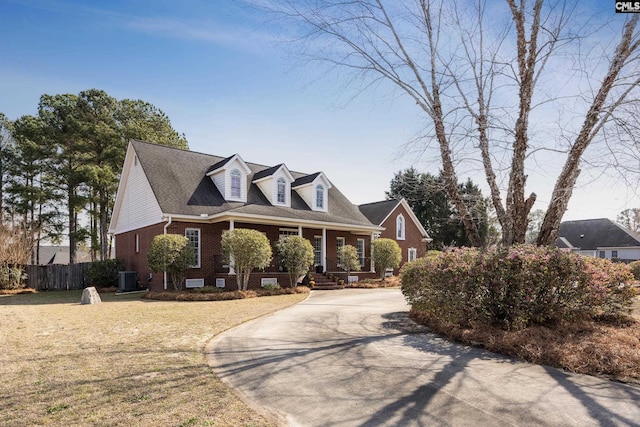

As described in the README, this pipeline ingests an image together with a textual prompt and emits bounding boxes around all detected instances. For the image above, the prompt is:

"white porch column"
[229,220,235,275]
[322,228,327,273]
[298,225,303,236]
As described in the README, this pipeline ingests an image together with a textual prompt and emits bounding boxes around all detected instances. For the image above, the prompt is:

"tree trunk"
[99,188,109,261]
[537,15,640,246]
[68,187,76,265]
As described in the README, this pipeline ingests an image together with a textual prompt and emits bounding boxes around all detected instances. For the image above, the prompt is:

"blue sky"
[0,0,636,222]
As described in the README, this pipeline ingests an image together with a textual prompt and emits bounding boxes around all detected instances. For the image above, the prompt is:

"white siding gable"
[253,166,294,207]
[206,154,251,203]
[110,150,163,234]
[294,173,332,212]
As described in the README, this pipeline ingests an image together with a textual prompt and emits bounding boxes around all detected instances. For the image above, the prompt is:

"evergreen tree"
[6,115,63,263]
[387,169,490,248]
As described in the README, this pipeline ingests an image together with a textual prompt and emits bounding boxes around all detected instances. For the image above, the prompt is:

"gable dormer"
[292,172,332,212]
[205,154,252,202]
[252,164,295,207]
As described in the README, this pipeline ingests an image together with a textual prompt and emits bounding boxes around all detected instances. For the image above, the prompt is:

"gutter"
[163,215,172,290]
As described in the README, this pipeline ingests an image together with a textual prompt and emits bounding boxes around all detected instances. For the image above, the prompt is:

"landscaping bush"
[401,245,637,330]
[628,260,640,280]
[88,259,126,287]
[0,264,27,290]
[142,286,310,301]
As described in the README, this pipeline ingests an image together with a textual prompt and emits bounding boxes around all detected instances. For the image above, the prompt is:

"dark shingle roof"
[252,164,284,181]
[358,199,401,226]
[131,140,375,228]
[292,172,321,187]
[557,218,640,250]
[207,155,234,173]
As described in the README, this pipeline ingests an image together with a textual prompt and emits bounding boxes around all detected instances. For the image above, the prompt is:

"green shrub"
[276,236,314,288]
[147,234,196,291]
[0,265,27,290]
[628,260,640,280]
[401,245,637,330]
[261,283,281,290]
[88,259,126,287]
[371,238,402,278]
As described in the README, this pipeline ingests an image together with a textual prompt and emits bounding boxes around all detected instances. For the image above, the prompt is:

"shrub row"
[141,286,310,301]
[401,245,636,330]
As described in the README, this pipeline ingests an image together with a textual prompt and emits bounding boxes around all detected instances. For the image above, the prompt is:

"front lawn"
[0,290,307,426]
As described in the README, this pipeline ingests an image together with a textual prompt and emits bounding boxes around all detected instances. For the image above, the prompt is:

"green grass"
[0,290,307,426]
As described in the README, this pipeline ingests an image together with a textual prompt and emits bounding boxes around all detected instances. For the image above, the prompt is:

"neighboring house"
[556,218,640,261]
[109,140,402,291]
[35,246,92,265]
[359,199,432,274]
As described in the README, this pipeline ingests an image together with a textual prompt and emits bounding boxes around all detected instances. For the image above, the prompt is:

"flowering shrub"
[401,245,637,330]
[628,260,640,280]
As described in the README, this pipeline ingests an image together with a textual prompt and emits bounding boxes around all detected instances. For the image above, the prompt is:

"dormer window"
[292,172,331,212]
[230,169,241,198]
[277,178,286,204]
[206,154,251,203]
[252,164,294,207]
[316,185,324,209]
[396,214,405,240]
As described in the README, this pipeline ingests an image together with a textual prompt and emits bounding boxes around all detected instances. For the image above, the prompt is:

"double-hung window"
[314,236,322,266]
[277,178,286,204]
[185,228,201,268]
[336,237,345,266]
[357,238,365,268]
[316,184,324,209]
[230,169,241,199]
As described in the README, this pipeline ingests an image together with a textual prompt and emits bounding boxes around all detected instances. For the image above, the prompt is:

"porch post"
[298,225,303,236]
[322,228,327,273]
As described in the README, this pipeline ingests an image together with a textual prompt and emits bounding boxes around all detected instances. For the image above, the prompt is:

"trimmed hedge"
[141,286,310,301]
[401,245,636,330]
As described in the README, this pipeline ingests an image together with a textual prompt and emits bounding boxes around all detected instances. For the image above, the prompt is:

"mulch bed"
[410,310,640,385]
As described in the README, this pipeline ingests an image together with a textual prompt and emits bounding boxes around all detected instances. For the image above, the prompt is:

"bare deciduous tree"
[255,0,640,246]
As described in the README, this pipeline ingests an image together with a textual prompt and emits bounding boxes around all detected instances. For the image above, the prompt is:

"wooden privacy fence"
[25,263,92,291]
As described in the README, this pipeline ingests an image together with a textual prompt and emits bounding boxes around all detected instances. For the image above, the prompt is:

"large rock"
[80,286,102,305]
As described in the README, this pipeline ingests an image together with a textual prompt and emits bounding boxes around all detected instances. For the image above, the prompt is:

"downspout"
[163,215,172,290]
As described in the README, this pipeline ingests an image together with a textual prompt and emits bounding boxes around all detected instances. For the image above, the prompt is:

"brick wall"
[115,220,379,291]
[379,203,428,274]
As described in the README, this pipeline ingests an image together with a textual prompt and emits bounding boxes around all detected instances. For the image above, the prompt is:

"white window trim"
[185,228,201,268]
[336,237,345,267]
[276,177,287,205]
[357,238,365,268]
[230,169,242,200]
[408,247,417,262]
[396,214,405,240]
[316,184,324,209]
[314,235,323,266]
[135,233,139,253]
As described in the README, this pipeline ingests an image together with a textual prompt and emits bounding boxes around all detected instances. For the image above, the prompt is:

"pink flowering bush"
[401,245,637,330]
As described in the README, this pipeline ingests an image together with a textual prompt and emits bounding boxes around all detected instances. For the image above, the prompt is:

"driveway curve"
[206,289,640,427]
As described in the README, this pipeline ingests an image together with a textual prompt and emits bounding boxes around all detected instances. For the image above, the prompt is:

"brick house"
[109,141,430,291]
[359,199,432,274]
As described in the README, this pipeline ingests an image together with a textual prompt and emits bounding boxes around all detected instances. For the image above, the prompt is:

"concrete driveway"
[206,289,640,426]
